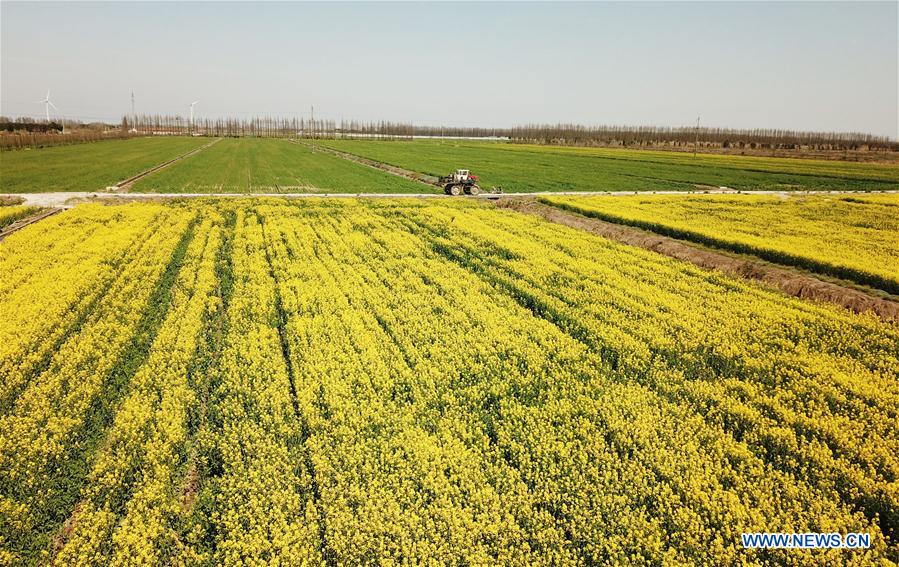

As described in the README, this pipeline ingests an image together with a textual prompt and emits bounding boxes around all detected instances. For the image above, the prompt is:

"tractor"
[440,169,481,196]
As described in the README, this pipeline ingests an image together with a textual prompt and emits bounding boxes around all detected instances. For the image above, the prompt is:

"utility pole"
[131,91,135,132]
[693,115,700,158]
[311,105,315,153]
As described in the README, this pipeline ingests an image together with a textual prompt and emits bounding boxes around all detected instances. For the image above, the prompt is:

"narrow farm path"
[110,137,223,192]
[498,198,899,321]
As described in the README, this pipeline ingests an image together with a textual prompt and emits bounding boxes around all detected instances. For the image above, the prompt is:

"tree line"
[4,113,895,152]
[509,124,897,151]
[123,115,895,151]
[121,115,336,138]
[0,117,134,151]
[1,120,62,133]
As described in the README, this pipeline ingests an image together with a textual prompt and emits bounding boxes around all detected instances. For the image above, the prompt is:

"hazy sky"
[2,1,896,138]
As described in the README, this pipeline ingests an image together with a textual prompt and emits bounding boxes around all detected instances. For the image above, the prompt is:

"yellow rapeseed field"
[541,193,899,293]
[0,199,897,565]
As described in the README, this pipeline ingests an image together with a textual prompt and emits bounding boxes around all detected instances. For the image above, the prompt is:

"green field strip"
[510,144,899,183]
[0,137,210,193]
[114,137,223,190]
[130,138,428,193]
[319,139,899,192]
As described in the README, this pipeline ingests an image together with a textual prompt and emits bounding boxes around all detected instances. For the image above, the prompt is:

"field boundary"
[0,207,62,241]
[108,137,222,192]
[499,198,899,321]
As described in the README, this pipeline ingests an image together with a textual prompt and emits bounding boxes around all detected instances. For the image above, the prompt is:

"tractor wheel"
[468,184,481,196]
[444,185,452,195]
[449,184,463,196]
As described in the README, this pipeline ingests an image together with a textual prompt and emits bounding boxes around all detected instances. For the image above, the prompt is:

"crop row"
[256,200,894,563]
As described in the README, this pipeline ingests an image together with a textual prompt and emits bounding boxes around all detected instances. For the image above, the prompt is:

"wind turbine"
[189,100,199,130]
[36,90,58,123]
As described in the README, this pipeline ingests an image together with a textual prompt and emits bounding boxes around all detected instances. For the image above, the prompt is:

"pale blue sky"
[2,1,896,138]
